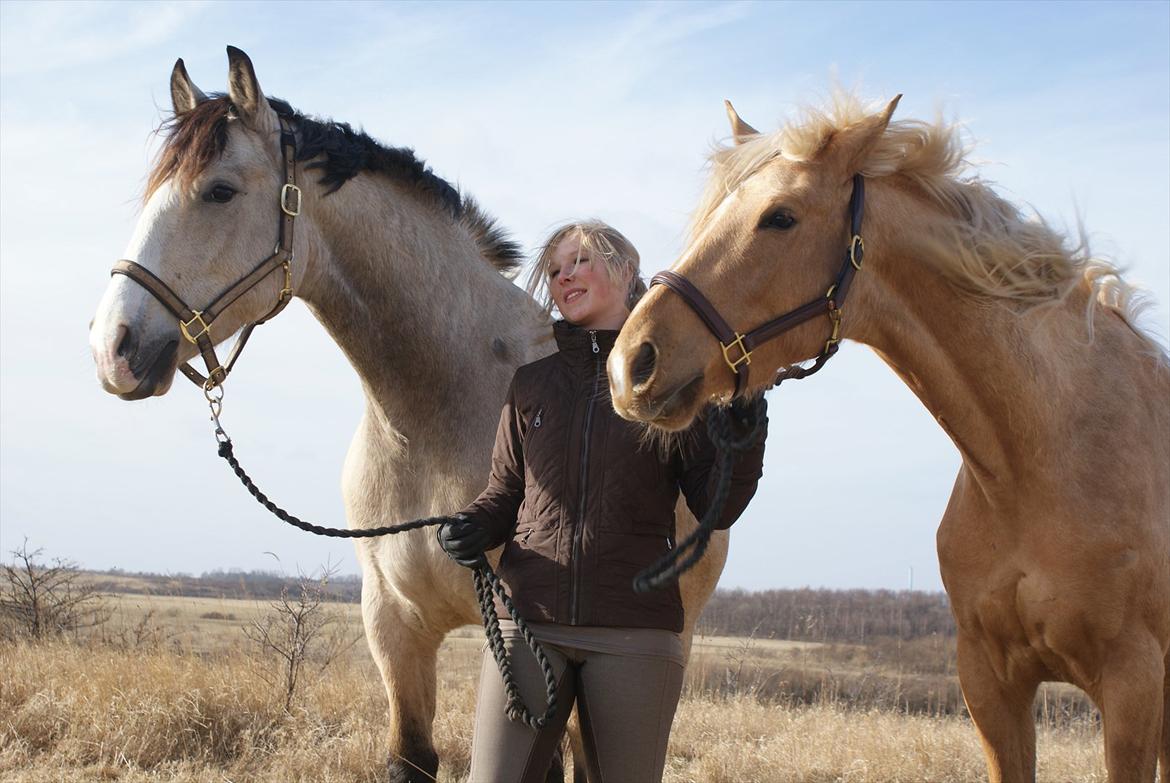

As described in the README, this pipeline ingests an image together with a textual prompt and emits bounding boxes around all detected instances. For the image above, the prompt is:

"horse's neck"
[297,175,550,478]
[849,195,1094,495]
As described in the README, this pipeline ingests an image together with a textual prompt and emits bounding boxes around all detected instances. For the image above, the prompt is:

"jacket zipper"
[533,406,543,428]
[569,330,600,624]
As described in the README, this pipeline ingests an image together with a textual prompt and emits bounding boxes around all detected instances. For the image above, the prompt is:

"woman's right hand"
[437,515,493,569]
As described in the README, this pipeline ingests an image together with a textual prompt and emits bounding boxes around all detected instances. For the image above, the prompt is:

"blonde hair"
[526,220,648,315]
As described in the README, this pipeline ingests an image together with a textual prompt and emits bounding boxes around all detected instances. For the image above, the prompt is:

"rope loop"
[475,568,559,729]
[632,401,766,593]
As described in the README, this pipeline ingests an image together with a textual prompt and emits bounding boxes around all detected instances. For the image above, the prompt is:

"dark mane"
[146,95,523,276]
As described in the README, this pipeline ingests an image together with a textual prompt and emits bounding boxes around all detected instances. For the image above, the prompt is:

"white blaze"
[89,184,179,394]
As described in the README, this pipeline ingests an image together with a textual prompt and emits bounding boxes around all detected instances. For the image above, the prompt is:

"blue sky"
[1,1,1167,591]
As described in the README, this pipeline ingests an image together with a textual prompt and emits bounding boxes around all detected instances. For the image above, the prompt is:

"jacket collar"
[553,320,620,369]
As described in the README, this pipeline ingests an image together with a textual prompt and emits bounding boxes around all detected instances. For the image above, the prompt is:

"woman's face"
[548,236,631,330]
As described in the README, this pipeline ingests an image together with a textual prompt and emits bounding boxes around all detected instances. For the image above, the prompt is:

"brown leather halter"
[110,116,301,391]
[650,174,866,398]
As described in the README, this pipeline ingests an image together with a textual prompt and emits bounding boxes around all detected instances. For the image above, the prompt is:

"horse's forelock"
[689,93,968,240]
[145,95,235,203]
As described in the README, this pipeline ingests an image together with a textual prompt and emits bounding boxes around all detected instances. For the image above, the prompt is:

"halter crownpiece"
[650,174,866,397]
[110,115,301,391]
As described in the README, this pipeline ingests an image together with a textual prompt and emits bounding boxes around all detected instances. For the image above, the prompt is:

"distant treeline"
[90,569,955,643]
[698,587,955,643]
[89,567,363,603]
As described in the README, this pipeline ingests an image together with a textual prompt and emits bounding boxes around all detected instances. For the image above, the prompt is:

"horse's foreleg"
[1095,633,1164,783]
[956,632,1039,783]
[362,579,442,783]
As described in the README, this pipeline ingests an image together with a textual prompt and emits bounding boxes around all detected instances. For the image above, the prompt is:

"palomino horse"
[88,47,728,783]
[609,95,1169,782]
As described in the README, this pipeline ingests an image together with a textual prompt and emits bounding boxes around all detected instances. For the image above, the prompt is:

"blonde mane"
[691,93,1160,347]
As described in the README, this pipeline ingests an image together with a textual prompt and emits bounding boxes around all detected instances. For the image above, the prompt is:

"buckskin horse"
[609,94,1169,782]
[88,47,728,782]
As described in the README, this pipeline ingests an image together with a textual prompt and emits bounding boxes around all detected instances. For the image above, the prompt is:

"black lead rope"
[212,415,557,730]
[632,344,838,594]
[632,403,767,594]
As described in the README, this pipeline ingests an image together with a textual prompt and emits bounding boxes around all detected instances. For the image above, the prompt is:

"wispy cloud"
[0,1,207,76]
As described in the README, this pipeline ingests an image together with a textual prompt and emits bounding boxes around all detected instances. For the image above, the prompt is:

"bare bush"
[243,561,361,711]
[0,539,108,641]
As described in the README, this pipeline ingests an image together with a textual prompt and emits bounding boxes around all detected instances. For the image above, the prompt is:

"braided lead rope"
[218,439,448,538]
[632,405,765,593]
[633,340,838,594]
[474,567,560,729]
[212,413,557,727]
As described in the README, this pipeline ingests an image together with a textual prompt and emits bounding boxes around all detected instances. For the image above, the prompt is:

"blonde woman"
[439,221,767,782]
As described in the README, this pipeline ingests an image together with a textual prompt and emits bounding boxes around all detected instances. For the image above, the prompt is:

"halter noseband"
[110,116,302,391]
[650,174,866,398]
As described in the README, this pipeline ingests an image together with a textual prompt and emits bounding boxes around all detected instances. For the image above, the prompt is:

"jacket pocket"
[602,529,671,569]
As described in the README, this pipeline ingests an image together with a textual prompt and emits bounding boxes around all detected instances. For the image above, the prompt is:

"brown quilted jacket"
[460,320,766,632]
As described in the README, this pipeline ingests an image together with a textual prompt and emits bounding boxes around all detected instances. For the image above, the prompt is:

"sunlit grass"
[0,594,1105,782]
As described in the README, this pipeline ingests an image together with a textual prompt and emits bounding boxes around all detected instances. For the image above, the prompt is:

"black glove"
[437,514,494,569]
[728,395,767,441]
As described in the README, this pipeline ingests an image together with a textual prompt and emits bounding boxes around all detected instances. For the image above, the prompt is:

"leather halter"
[110,116,301,391]
[650,174,866,398]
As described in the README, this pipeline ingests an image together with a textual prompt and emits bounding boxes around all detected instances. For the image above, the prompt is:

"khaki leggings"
[467,622,685,783]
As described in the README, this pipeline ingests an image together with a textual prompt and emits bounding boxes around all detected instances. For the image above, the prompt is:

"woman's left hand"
[437,515,493,569]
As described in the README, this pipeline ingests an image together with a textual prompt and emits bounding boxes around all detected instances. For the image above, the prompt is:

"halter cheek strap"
[650,174,866,397]
[110,116,301,391]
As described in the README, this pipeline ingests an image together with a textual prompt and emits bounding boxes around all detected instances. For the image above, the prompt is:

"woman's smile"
[548,236,630,330]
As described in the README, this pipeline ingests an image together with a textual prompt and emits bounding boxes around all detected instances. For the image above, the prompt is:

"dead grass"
[0,594,1106,782]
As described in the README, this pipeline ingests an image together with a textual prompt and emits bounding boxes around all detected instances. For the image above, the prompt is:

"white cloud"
[0,1,207,76]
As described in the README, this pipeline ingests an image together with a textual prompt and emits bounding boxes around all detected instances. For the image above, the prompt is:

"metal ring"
[849,235,865,271]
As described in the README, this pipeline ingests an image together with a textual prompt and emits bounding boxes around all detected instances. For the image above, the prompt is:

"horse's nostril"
[631,341,657,387]
[115,325,137,359]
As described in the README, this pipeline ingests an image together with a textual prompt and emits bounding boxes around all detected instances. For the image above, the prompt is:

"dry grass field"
[0,592,1106,782]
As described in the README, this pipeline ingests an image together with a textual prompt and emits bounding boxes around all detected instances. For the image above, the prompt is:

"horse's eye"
[762,210,797,230]
[204,184,237,204]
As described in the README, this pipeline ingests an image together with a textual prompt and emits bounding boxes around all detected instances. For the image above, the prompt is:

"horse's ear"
[226,45,277,134]
[724,99,759,145]
[821,94,902,174]
[170,58,207,116]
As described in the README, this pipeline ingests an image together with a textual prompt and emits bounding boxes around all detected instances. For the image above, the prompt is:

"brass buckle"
[179,311,211,343]
[721,333,752,372]
[849,234,865,271]
[280,184,302,217]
